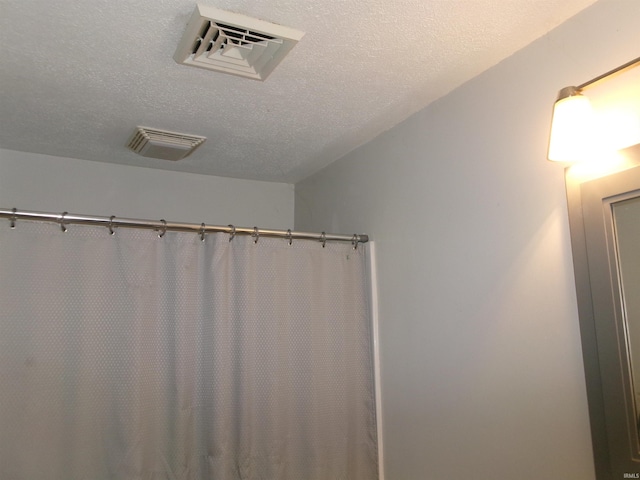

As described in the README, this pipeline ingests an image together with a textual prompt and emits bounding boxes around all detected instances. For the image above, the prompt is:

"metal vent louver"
[174,5,304,81]
[127,127,206,161]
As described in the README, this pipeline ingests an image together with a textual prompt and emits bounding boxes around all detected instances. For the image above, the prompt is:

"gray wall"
[295,1,640,478]
[0,149,294,228]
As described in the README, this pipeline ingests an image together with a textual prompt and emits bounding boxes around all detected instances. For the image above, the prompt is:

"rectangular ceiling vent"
[174,4,304,81]
[127,127,206,161]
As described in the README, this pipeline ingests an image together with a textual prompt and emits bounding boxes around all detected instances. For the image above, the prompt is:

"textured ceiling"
[0,0,597,183]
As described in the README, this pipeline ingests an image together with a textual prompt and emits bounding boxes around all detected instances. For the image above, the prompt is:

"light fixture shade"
[548,91,598,162]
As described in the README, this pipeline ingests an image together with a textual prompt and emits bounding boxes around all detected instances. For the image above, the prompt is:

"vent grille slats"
[174,5,304,81]
[127,127,206,161]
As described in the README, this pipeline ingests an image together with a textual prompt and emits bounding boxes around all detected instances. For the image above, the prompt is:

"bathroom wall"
[0,149,294,228]
[295,1,640,478]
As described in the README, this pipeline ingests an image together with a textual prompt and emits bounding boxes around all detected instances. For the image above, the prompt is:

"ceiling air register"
[127,127,206,160]
[174,5,304,81]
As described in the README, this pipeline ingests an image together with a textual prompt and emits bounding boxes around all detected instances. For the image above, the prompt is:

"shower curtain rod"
[0,208,368,245]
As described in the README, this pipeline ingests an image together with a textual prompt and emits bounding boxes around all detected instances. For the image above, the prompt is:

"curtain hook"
[10,208,17,229]
[351,234,359,250]
[60,212,68,232]
[108,215,116,235]
[228,225,236,242]
[200,222,206,242]
[158,219,167,238]
[252,226,260,244]
[286,229,293,246]
[320,232,326,248]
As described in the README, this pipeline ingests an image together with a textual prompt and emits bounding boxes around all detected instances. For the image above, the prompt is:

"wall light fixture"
[548,56,640,162]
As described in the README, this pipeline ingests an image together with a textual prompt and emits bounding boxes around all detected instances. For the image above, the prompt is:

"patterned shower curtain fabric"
[0,221,379,479]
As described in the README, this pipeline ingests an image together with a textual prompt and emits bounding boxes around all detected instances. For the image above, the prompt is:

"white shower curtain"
[0,220,378,479]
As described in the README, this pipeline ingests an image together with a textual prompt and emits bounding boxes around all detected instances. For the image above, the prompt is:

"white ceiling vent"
[174,5,304,81]
[127,127,206,161]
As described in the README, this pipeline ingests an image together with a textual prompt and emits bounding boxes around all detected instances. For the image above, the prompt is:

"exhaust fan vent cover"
[174,5,304,81]
[127,127,206,161]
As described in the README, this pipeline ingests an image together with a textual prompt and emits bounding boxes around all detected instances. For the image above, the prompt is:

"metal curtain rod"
[0,208,368,246]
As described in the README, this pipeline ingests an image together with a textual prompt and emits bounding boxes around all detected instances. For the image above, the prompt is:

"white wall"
[295,1,640,478]
[0,149,294,228]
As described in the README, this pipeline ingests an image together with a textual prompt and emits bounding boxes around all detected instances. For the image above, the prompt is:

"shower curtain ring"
[286,229,293,246]
[252,226,260,244]
[200,223,206,242]
[351,234,359,250]
[320,232,326,248]
[108,216,116,235]
[60,212,68,232]
[10,208,17,229]
[158,219,167,238]
[228,225,236,242]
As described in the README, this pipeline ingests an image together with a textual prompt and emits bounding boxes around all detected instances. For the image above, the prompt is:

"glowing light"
[548,93,604,162]
[547,56,640,164]
[597,108,640,152]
